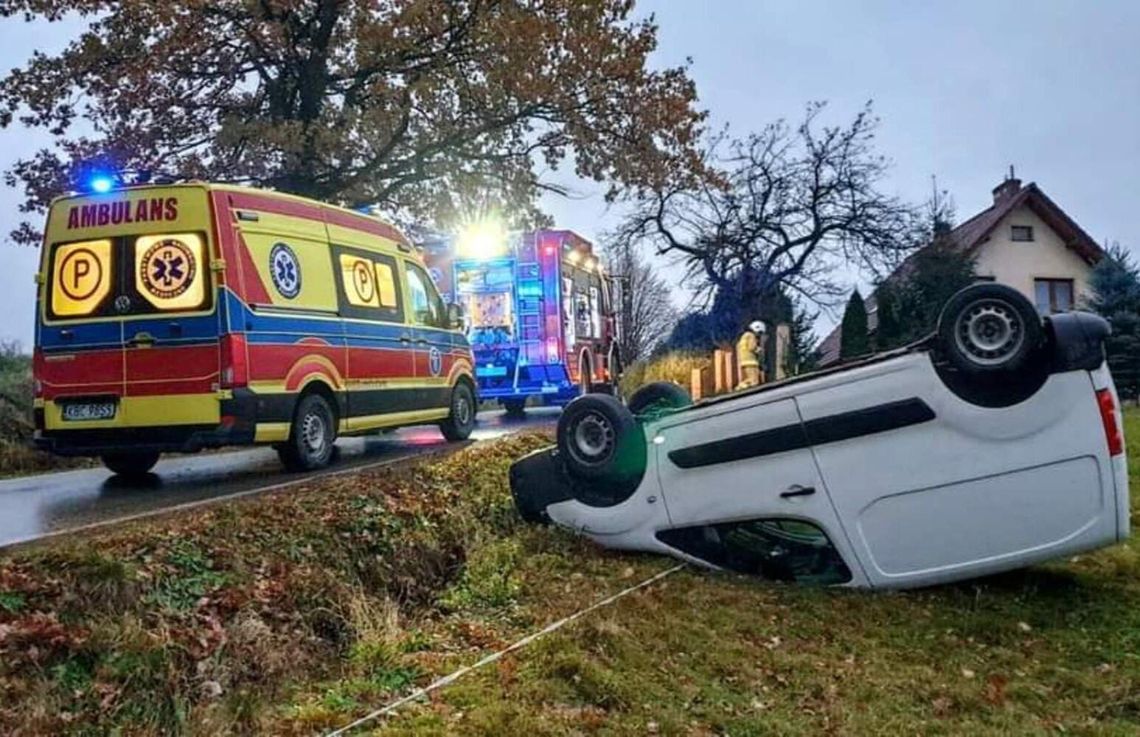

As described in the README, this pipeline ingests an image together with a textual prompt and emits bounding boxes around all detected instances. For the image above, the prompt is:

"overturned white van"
[510,284,1130,589]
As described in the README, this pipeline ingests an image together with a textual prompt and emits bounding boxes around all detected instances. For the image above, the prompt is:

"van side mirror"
[447,302,464,330]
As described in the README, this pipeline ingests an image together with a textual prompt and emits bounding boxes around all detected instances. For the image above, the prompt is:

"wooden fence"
[688,323,791,401]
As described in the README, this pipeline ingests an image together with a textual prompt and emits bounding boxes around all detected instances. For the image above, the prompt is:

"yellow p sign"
[51,239,112,317]
[340,254,379,308]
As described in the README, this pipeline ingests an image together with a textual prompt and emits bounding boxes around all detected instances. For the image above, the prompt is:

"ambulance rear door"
[40,186,221,429]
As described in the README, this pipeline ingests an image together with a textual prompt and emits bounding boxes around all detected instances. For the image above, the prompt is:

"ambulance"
[33,182,477,477]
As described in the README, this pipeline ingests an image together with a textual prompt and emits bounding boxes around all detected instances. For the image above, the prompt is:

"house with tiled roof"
[817,174,1105,366]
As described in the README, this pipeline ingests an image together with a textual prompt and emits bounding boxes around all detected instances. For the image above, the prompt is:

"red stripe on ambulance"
[36,348,123,399]
[246,344,348,384]
[125,344,219,397]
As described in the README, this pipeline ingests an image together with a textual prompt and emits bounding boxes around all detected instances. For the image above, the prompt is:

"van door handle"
[415,338,429,346]
[780,485,816,499]
[59,329,74,341]
[399,334,412,344]
[127,332,156,347]
[168,322,182,336]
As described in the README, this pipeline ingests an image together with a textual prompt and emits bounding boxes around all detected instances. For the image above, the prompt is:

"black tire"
[440,382,477,441]
[278,392,337,472]
[101,451,160,479]
[556,394,646,484]
[502,398,527,417]
[627,381,692,416]
[937,283,1043,375]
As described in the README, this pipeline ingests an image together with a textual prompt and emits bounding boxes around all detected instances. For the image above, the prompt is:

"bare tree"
[603,239,678,364]
[617,102,923,315]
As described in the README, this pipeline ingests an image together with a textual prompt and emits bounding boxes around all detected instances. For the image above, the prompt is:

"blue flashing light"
[89,176,115,194]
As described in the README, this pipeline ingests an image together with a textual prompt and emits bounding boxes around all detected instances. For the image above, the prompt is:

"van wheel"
[556,394,646,485]
[627,381,692,417]
[938,283,1043,375]
[101,451,160,479]
[278,393,337,471]
[441,383,476,441]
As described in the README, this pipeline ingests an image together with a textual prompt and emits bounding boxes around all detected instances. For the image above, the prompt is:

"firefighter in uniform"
[737,320,766,389]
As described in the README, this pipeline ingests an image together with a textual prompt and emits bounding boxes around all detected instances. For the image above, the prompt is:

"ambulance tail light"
[1096,388,1124,457]
[220,334,248,389]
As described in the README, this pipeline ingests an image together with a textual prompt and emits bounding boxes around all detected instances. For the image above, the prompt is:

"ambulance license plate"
[62,401,117,422]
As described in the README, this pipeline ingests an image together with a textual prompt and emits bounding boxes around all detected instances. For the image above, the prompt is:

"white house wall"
[972,204,1093,306]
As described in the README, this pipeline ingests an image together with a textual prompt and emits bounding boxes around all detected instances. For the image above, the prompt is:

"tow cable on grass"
[324,562,687,736]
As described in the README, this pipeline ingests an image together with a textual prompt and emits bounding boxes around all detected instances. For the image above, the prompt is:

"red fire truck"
[422,228,621,414]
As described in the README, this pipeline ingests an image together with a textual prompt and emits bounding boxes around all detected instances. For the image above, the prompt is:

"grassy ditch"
[1,433,654,736]
[2,415,1139,735]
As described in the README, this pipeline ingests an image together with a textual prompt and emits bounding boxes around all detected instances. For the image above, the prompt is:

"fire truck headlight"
[457,218,507,260]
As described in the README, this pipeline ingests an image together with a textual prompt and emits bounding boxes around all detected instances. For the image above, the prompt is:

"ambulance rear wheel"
[441,382,477,441]
[278,393,337,472]
[101,451,160,479]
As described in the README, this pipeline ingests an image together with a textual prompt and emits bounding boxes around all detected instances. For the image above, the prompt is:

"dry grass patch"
[0,435,554,735]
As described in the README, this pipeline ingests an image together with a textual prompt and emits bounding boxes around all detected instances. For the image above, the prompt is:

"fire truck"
[422,228,621,414]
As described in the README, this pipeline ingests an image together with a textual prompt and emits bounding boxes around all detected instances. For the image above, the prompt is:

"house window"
[1011,225,1034,242]
[1034,278,1074,315]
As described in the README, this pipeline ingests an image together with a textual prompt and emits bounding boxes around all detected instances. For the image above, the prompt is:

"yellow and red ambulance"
[33,183,477,476]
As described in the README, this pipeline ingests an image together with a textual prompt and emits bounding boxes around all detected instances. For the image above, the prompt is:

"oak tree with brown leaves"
[0,0,705,243]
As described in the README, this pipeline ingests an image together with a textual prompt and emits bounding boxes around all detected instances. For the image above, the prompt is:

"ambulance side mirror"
[447,302,464,330]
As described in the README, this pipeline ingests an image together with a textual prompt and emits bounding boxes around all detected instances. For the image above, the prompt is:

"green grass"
[1,413,1138,735]
[375,409,1140,736]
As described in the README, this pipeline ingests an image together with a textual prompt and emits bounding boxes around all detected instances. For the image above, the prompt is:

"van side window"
[405,261,445,328]
[333,247,403,323]
[375,261,398,309]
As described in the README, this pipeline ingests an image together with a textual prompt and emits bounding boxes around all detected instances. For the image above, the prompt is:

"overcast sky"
[1,0,1137,347]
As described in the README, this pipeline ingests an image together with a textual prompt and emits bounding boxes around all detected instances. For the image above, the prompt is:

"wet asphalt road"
[0,407,558,548]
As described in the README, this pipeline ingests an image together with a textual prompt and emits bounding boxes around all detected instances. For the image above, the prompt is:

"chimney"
[992,165,1021,204]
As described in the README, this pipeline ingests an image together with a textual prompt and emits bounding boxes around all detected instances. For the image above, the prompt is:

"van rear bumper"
[34,389,259,457]
[35,424,257,456]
